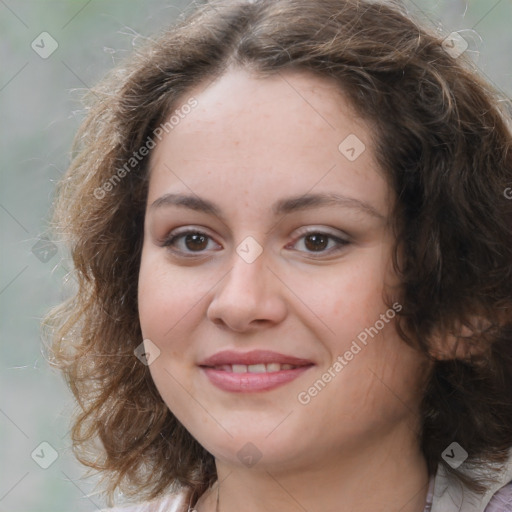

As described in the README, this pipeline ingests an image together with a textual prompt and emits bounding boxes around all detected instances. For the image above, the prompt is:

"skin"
[138,67,433,512]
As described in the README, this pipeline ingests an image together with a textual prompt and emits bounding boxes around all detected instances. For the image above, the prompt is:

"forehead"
[170,67,364,142]
[147,67,391,219]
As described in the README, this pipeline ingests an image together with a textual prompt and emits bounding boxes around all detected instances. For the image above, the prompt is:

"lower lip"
[200,366,313,392]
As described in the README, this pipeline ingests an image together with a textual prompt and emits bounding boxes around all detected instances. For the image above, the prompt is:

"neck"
[195,422,430,512]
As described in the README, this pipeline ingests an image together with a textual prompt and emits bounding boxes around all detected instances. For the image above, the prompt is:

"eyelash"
[161,227,350,258]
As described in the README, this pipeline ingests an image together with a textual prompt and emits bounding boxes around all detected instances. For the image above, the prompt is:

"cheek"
[137,252,201,416]
[304,254,391,346]
[137,250,195,345]
[299,253,421,413]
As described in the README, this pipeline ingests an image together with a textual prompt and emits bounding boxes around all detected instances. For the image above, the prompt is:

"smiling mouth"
[198,349,315,392]
[202,363,305,373]
[199,362,314,393]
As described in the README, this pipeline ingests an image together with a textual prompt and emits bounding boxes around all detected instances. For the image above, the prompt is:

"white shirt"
[102,450,512,512]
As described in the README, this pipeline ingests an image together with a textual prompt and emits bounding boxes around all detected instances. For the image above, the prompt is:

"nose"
[206,250,287,333]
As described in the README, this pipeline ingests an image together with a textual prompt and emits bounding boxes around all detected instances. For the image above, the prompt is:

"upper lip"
[199,350,314,367]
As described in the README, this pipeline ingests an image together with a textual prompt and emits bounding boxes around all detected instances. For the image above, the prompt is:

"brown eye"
[183,233,209,251]
[290,229,350,256]
[162,229,220,256]
[304,233,329,252]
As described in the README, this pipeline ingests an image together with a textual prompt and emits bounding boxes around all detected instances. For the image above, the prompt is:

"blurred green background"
[1,1,511,511]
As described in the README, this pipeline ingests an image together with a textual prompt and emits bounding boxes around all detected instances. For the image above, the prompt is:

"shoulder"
[486,480,512,512]
[430,449,512,512]
[99,491,189,512]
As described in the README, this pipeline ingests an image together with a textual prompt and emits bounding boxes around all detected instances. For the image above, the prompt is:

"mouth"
[198,350,315,392]
[202,363,305,373]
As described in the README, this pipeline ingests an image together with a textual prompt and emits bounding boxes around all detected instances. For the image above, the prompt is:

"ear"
[427,316,493,361]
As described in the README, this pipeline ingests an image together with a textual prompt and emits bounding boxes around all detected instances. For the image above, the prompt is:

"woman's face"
[138,68,429,470]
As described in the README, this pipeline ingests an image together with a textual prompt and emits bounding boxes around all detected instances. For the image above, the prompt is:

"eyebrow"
[150,192,385,220]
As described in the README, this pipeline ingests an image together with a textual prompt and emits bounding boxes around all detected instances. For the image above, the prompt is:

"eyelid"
[291,225,350,241]
[285,226,351,256]
[160,226,221,254]
[161,225,351,257]
[160,225,215,242]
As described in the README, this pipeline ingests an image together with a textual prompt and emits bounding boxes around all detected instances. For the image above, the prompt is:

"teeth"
[214,363,299,373]
[248,364,267,373]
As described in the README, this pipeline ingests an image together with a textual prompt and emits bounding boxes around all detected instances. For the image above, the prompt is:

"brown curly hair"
[43,0,512,507]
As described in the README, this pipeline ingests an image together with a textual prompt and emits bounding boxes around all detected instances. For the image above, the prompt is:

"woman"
[44,0,512,510]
